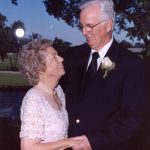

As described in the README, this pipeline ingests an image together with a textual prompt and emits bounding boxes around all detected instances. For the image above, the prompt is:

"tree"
[53,37,72,54]
[116,0,150,56]
[134,42,145,48]
[120,40,133,49]
[11,20,25,43]
[8,20,26,55]
[10,0,17,5]
[0,13,10,61]
[28,32,42,41]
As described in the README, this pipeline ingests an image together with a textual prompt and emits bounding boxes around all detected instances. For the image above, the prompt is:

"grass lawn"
[0,72,29,88]
[0,56,29,88]
[0,59,12,71]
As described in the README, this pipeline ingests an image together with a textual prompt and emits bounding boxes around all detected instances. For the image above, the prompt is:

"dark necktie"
[86,52,99,77]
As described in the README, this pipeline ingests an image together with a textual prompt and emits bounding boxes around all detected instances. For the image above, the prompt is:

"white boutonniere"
[101,57,116,78]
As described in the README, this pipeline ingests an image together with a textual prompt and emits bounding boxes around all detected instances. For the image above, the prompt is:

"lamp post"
[14,28,25,70]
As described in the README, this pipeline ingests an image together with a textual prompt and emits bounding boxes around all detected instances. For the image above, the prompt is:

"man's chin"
[87,42,95,49]
[59,71,65,77]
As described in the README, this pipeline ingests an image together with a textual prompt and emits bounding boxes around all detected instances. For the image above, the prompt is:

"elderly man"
[61,0,146,149]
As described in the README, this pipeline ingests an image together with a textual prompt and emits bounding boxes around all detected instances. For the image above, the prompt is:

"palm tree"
[53,37,72,54]
[28,32,42,41]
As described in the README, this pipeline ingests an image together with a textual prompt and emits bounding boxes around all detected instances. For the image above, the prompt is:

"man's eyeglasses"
[77,19,107,32]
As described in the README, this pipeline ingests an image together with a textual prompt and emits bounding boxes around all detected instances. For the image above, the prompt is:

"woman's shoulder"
[22,88,43,105]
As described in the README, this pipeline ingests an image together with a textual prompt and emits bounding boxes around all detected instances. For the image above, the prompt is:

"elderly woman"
[19,39,81,150]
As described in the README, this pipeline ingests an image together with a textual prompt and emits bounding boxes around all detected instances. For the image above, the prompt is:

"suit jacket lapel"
[98,40,120,73]
[105,40,120,63]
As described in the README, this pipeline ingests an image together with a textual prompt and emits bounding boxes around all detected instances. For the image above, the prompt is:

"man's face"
[79,4,112,51]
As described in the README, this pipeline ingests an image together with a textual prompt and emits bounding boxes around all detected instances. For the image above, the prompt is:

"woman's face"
[44,47,65,77]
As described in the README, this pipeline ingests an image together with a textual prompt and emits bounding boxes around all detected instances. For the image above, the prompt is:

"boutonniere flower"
[101,57,116,78]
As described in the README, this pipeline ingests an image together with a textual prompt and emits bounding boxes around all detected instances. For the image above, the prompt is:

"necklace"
[38,84,56,96]
[44,88,56,96]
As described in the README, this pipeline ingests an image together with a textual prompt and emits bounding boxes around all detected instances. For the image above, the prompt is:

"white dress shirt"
[87,38,113,70]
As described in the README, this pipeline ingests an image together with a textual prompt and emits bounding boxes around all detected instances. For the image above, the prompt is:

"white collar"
[91,38,113,60]
[87,38,113,70]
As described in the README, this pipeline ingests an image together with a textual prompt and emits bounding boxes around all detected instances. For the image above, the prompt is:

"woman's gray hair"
[79,0,115,24]
[19,39,53,86]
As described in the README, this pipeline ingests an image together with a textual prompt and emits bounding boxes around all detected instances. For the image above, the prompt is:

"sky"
[0,0,86,45]
[0,0,127,46]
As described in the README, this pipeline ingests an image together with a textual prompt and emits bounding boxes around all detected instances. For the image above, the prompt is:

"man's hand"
[71,135,92,150]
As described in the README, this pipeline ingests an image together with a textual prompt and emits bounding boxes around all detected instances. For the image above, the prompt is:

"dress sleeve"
[20,90,45,140]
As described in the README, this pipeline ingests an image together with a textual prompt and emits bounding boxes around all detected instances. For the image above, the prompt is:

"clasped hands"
[67,135,92,150]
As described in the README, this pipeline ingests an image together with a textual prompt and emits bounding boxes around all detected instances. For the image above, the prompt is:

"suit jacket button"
[76,119,80,124]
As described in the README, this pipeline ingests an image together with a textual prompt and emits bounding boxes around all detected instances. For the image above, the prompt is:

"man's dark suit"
[60,40,146,150]
[134,55,150,150]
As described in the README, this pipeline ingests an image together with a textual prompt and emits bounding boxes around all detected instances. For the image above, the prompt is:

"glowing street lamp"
[15,28,25,38]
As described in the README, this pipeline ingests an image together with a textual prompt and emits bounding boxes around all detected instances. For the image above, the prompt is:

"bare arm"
[21,137,82,150]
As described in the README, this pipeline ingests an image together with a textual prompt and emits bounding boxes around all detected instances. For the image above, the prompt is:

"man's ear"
[106,19,113,32]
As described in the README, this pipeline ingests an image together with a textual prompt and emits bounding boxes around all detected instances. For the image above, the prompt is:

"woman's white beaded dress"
[20,85,68,143]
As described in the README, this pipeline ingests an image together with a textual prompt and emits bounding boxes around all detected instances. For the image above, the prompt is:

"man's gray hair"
[79,0,116,23]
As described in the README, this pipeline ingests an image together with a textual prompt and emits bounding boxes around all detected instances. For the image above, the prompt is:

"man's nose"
[82,28,88,36]
[59,56,64,62]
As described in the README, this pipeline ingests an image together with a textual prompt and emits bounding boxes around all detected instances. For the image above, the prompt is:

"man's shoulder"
[114,41,143,62]
[68,43,89,52]
[110,40,144,71]
[64,43,90,59]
